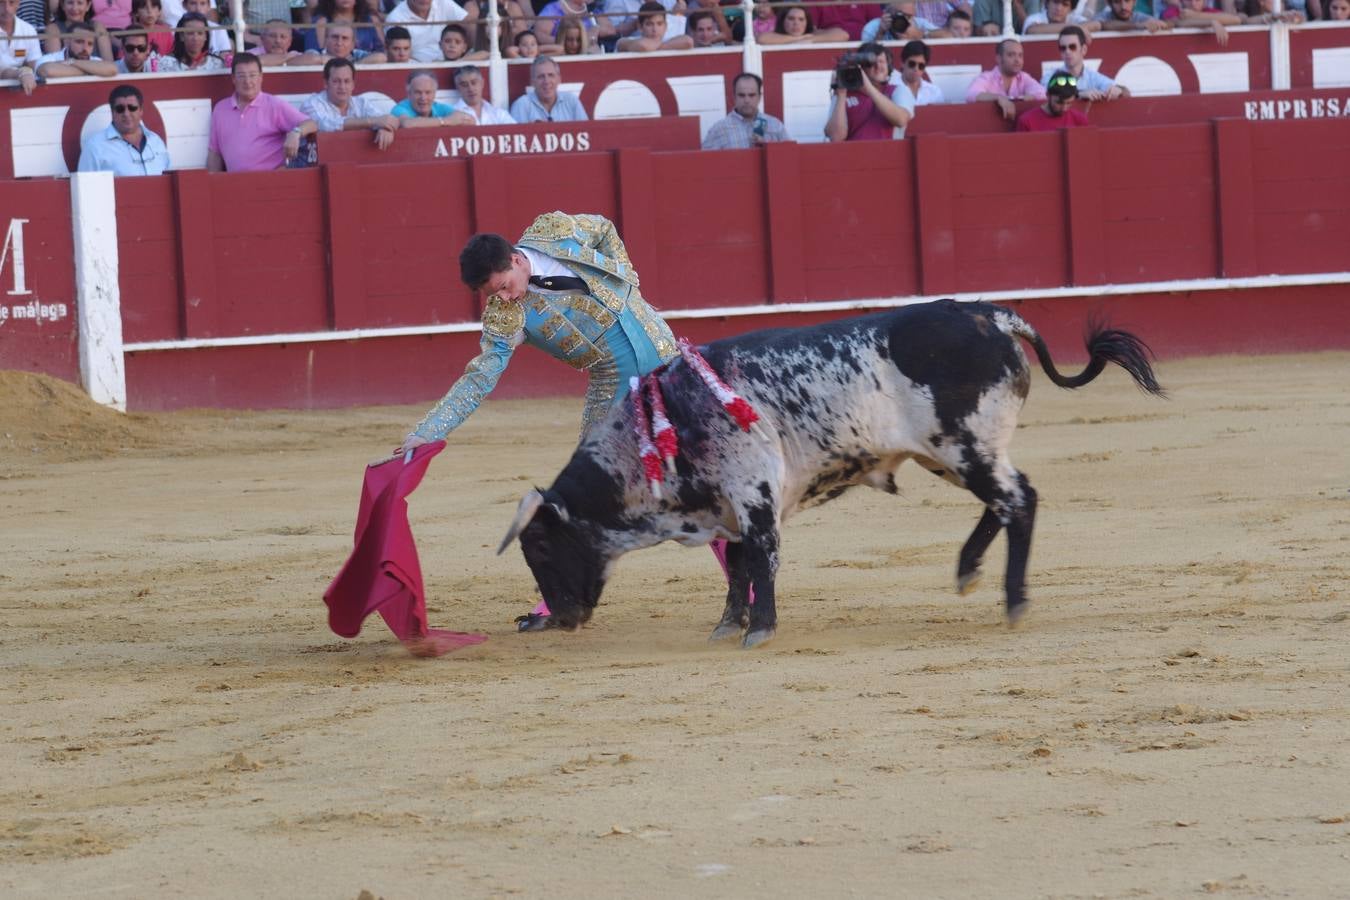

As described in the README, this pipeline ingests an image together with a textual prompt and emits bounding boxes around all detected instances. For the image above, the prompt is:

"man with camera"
[860,0,937,40]
[825,42,914,142]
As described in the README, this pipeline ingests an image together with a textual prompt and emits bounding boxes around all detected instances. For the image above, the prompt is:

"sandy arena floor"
[1,351,1348,899]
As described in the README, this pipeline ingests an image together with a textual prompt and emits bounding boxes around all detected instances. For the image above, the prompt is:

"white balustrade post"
[488,0,509,108]
[70,172,126,412]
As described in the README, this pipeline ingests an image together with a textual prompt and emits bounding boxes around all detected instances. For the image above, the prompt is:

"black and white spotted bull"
[498,300,1164,647]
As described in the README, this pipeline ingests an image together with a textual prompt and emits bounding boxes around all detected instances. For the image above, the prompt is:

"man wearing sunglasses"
[78,84,170,176]
[896,40,944,106]
[1016,69,1090,131]
[1043,25,1126,102]
[115,30,160,72]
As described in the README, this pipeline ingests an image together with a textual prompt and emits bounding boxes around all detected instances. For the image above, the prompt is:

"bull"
[498,300,1164,647]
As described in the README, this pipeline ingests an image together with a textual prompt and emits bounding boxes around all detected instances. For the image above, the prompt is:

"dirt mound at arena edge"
[0,370,170,466]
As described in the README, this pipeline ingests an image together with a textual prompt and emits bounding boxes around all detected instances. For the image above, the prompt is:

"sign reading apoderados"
[317,117,701,165]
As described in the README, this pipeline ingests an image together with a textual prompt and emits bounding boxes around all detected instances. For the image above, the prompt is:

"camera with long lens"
[887,10,911,37]
[834,50,876,91]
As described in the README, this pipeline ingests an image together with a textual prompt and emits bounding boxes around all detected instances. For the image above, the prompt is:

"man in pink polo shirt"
[206,53,318,172]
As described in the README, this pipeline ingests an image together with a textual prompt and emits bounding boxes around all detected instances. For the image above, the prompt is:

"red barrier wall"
[102,114,1350,410]
[0,181,79,381]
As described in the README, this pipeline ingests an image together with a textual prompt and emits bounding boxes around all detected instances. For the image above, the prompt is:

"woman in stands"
[311,0,384,53]
[757,4,847,43]
[553,14,590,54]
[42,0,113,58]
[532,0,611,47]
[157,10,224,69]
[131,0,174,55]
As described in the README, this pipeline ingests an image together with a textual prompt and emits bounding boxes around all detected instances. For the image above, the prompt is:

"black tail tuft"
[1084,325,1167,398]
[1020,317,1166,397]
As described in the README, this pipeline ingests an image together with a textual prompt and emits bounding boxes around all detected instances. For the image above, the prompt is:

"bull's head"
[498,489,609,629]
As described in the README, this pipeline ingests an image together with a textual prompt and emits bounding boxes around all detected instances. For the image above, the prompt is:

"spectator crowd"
[0,0,1342,172]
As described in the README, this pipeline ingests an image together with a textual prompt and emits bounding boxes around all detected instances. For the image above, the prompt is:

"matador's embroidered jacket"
[412,212,679,441]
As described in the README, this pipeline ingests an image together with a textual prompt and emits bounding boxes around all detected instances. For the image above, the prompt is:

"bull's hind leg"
[709,541,752,642]
[919,461,1003,596]
[931,446,1038,624]
[956,508,1002,596]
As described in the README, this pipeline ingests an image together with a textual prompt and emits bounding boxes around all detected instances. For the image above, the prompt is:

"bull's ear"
[497,489,545,555]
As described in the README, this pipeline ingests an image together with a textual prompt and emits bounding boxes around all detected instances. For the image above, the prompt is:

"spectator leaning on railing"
[757,3,848,44]
[0,0,41,95]
[617,0,693,50]
[291,21,388,62]
[1047,24,1126,99]
[384,0,467,62]
[1024,0,1099,32]
[45,0,114,60]
[207,53,318,172]
[965,38,1046,120]
[391,68,475,125]
[702,71,788,150]
[35,20,117,78]
[510,55,588,123]
[249,17,304,63]
[300,57,399,149]
[1096,0,1172,30]
[78,84,171,175]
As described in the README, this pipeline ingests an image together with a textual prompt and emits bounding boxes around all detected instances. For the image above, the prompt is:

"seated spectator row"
[6,0,1344,90]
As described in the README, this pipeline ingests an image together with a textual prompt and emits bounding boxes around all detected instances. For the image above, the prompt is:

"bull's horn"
[497,490,545,555]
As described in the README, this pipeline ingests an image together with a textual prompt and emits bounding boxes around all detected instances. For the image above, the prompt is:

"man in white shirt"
[300,58,400,150]
[0,0,40,95]
[452,65,516,126]
[895,40,945,106]
[34,22,117,79]
[385,0,468,62]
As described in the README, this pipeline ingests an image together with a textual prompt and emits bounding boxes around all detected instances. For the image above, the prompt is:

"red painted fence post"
[911,134,956,297]
[762,140,805,303]
[1063,126,1107,286]
[323,162,365,331]
[1214,117,1258,279]
[615,147,659,294]
[172,169,217,338]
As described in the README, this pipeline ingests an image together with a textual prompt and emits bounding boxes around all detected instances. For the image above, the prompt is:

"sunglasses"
[112,103,141,112]
[1047,74,1078,90]
[1058,42,1080,50]
[905,59,926,70]
[123,44,149,51]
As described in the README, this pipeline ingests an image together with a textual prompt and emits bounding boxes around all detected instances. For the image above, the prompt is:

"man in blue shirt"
[390,69,474,127]
[77,85,171,177]
[509,57,589,124]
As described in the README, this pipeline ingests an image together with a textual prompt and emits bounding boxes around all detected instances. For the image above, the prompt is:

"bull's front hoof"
[515,613,556,633]
[741,627,776,649]
[708,621,742,643]
[956,568,982,596]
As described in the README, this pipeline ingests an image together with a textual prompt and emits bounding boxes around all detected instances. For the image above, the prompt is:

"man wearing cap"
[1016,69,1090,131]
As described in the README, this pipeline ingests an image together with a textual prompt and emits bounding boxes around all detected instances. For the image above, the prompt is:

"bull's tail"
[1005,312,1166,397]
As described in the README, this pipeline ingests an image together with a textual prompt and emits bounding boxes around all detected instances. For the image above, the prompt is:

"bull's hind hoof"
[515,613,556,632]
[741,627,776,649]
[708,622,742,643]
[956,568,982,595]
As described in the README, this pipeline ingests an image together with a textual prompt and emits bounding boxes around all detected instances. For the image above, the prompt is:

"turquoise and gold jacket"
[412,212,678,441]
